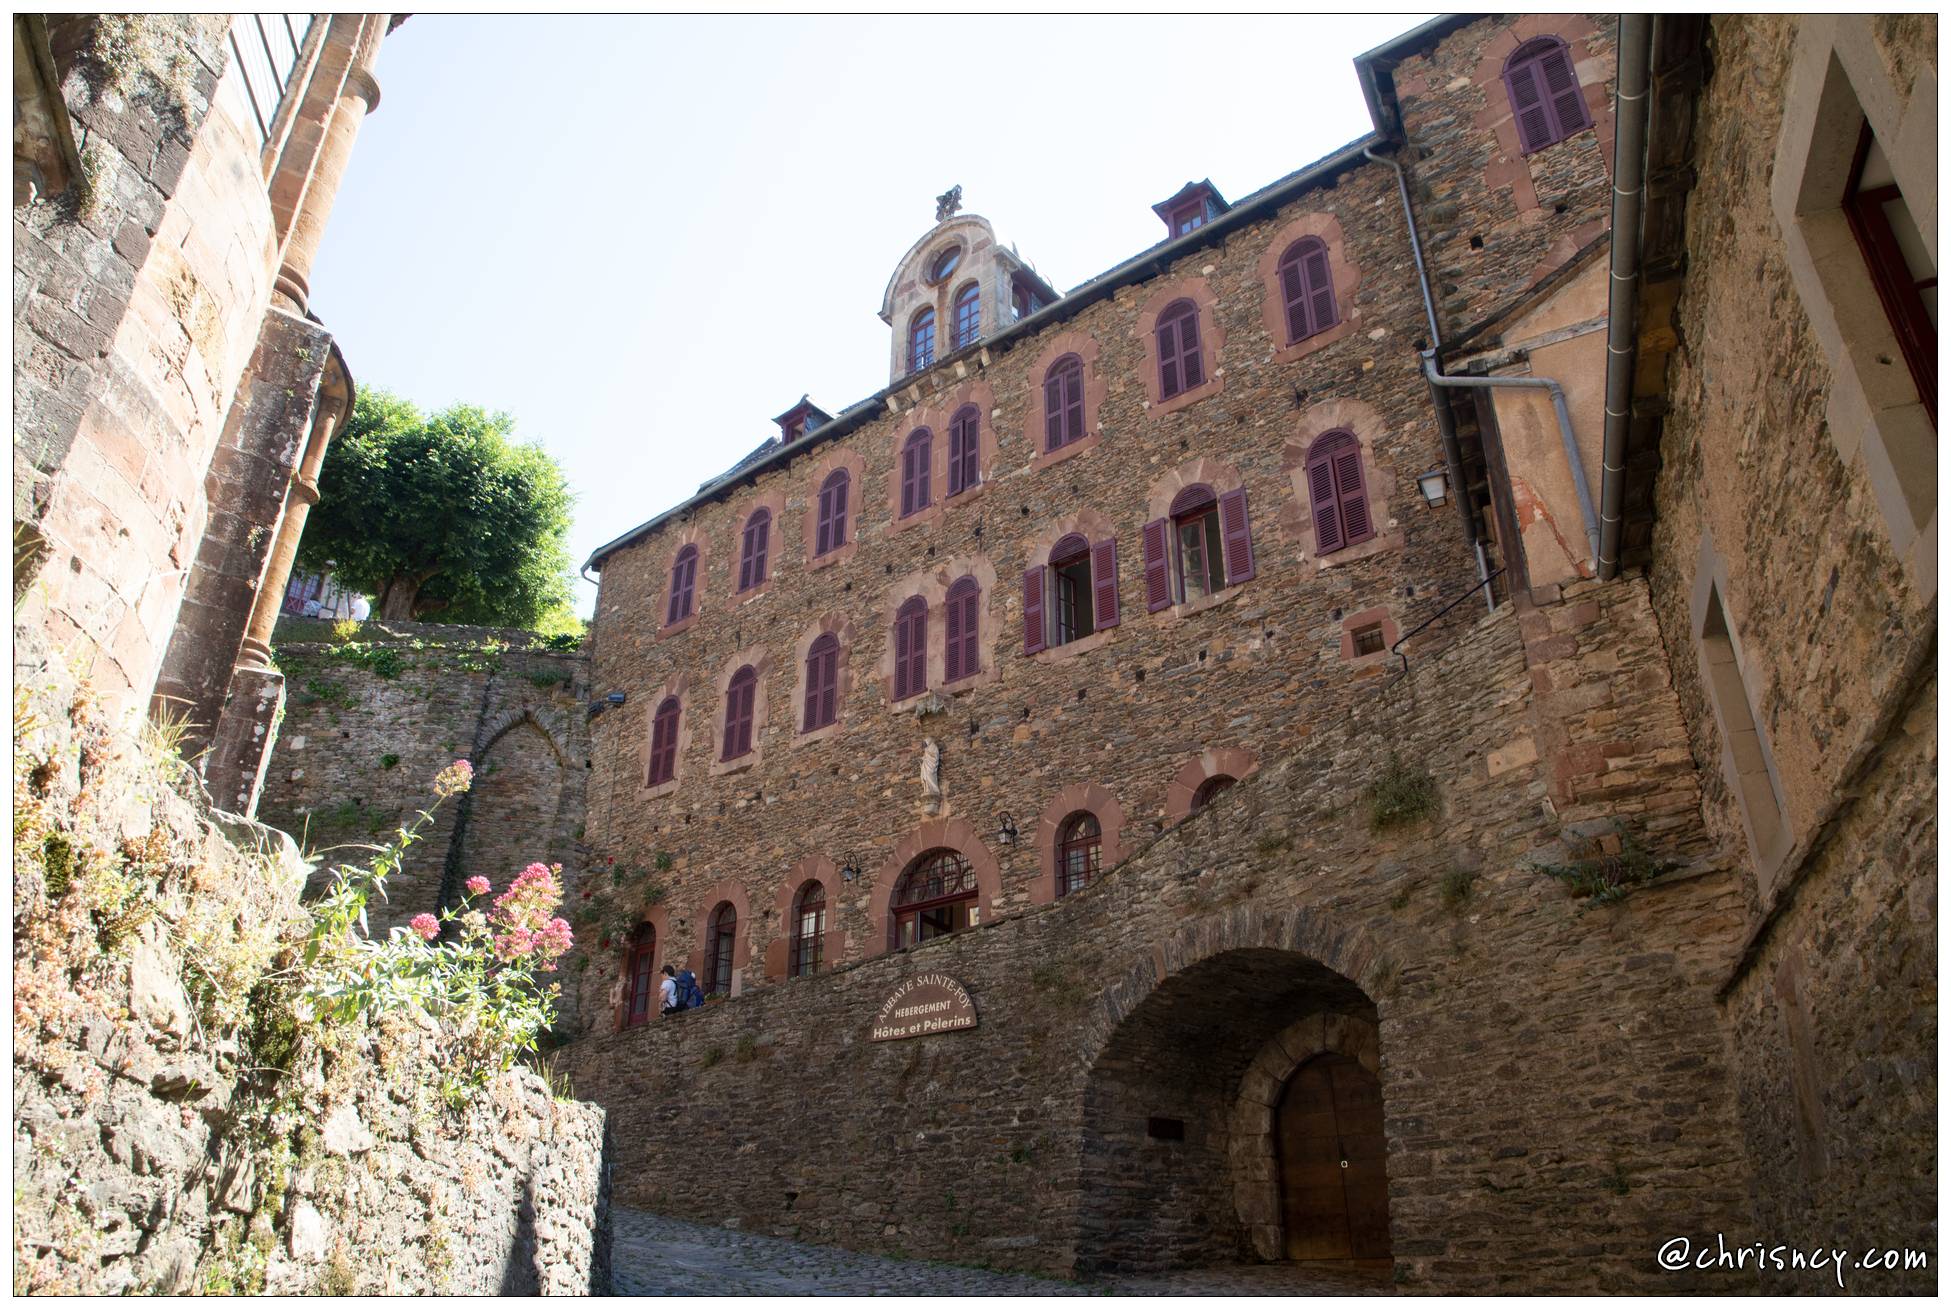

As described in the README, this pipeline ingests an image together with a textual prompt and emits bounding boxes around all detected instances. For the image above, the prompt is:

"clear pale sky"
[307,14,1434,615]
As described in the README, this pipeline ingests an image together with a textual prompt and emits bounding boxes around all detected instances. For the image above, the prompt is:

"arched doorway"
[1276,1053,1390,1261]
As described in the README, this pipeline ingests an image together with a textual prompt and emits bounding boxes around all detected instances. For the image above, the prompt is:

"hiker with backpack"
[661,964,705,1015]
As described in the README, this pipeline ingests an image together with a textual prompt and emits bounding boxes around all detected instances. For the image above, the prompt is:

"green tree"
[298,388,576,627]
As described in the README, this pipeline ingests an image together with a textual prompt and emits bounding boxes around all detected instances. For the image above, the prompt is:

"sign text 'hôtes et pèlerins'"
[869,972,977,1042]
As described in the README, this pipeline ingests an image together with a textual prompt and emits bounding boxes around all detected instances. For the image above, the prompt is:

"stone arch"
[1074,909,1388,1277]
[451,713,573,897]
[1165,746,1261,823]
[686,878,753,998]
[763,854,848,979]
[864,817,1002,959]
[1030,782,1128,906]
[478,706,569,767]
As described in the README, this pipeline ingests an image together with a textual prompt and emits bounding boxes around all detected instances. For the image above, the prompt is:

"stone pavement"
[611,1208,1392,1296]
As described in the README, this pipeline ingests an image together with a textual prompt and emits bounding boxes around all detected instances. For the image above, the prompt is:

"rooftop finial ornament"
[935,184,963,223]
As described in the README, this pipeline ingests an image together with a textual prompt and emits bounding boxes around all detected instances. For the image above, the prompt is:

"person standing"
[659,964,679,1016]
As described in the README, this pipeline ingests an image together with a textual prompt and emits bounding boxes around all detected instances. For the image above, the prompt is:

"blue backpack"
[675,970,705,1010]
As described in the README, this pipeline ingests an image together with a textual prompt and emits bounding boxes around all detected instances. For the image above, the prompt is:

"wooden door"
[1276,1053,1391,1261]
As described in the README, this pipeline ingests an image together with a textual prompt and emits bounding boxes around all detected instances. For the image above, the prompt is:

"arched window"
[737,508,771,592]
[944,576,980,683]
[1278,237,1338,344]
[705,902,737,996]
[803,633,840,732]
[1169,484,1224,603]
[947,405,981,496]
[1304,430,1373,553]
[647,696,680,786]
[815,469,850,556]
[790,880,826,977]
[1025,532,1119,654]
[722,665,757,761]
[622,923,656,1028]
[900,428,933,517]
[1504,36,1591,154]
[1154,299,1205,400]
[951,282,981,350]
[1056,811,1101,897]
[893,596,927,701]
[665,544,699,625]
[1043,355,1086,451]
[891,848,978,948]
[910,307,937,372]
[1192,775,1236,812]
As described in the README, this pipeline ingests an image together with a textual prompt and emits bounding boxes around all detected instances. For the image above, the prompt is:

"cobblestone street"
[611,1209,1392,1296]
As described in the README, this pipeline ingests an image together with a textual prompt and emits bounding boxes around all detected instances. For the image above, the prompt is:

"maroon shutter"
[737,522,755,591]
[832,475,848,547]
[1063,364,1084,440]
[948,583,978,679]
[818,643,837,726]
[1281,256,1309,342]
[962,411,979,490]
[1043,371,1065,450]
[895,602,925,699]
[1156,317,1180,398]
[944,588,964,683]
[900,440,918,516]
[893,609,913,699]
[1302,243,1335,335]
[751,514,768,586]
[1507,58,1552,152]
[1021,568,1046,655]
[1141,518,1172,612]
[916,436,930,509]
[803,644,822,732]
[1219,488,1255,584]
[1541,46,1589,136]
[1179,309,1205,390]
[724,673,753,759]
[648,700,677,785]
[1307,453,1343,553]
[1334,447,1372,542]
[815,484,834,555]
[1091,537,1119,630]
[946,423,962,498]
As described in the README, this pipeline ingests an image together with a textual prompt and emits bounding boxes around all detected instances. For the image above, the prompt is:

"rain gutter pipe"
[1598,14,1654,580]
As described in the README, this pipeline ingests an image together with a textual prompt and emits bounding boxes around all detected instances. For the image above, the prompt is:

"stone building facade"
[13,13,398,816]
[563,11,1936,1292]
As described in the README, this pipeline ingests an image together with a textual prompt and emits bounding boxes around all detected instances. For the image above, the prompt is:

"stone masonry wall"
[578,143,1538,1028]
[15,16,285,719]
[1643,14,1937,1290]
[257,619,590,943]
[564,581,1769,1293]
[13,661,611,1296]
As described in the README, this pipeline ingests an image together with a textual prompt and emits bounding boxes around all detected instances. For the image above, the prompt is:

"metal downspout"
[1366,144,1491,611]
[1421,356,1604,566]
[1598,14,1655,580]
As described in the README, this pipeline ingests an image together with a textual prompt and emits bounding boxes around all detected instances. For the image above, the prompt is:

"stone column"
[272,16,387,313]
[237,379,345,668]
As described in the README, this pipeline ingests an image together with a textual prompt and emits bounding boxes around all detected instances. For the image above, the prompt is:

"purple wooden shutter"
[1063,364,1084,440]
[900,439,918,516]
[832,474,848,547]
[1091,537,1119,630]
[1179,309,1205,390]
[1219,488,1255,585]
[724,672,753,758]
[1541,45,1589,136]
[1043,371,1065,451]
[960,586,979,675]
[895,601,925,698]
[1141,518,1172,612]
[948,410,976,496]
[944,588,964,683]
[1021,568,1046,655]
[818,642,837,726]
[1156,316,1181,398]
[1302,243,1336,335]
[803,643,823,731]
[750,513,768,586]
[667,548,695,624]
[914,435,931,510]
[894,608,913,698]
[1507,58,1552,153]
[1307,452,1343,553]
[1280,255,1309,343]
[737,521,755,591]
[815,483,834,555]
[649,700,677,784]
[1334,446,1372,543]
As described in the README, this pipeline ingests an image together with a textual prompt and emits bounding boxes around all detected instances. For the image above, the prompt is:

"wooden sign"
[870,972,977,1042]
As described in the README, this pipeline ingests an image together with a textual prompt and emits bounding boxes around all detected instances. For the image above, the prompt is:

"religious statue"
[920,736,943,811]
[935,184,963,223]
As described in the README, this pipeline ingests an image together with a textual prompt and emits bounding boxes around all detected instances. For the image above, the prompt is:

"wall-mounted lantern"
[997,814,1018,847]
[1416,469,1450,507]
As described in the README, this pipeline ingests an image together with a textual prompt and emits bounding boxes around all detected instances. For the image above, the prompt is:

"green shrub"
[1534,825,1672,908]
[1439,867,1476,909]
[1366,752,1439,831]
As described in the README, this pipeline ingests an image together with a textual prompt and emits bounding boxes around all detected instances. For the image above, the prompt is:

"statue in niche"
[920,736,942,813]
[935,185,963,223]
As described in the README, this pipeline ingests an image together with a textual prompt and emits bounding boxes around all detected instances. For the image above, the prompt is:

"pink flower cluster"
[489,862,573,967]
[465,875,492,897]
[410,913,440,941]
[432,759,474,799]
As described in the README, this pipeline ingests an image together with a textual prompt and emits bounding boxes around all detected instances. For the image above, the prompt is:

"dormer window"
[773,397,832,443]
[926,245,962,285]
[1152,180,1229,239]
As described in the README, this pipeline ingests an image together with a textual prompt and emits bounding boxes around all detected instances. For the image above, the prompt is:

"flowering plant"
[297,761,572,1084]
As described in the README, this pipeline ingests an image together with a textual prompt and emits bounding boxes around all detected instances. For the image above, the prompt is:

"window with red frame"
[665,544,699,625]
[1056,811,1101,897]
[1167,199,1210,237]
[1504,36,1591,154]
[1192,774,1236,812]
[947,405,981,496]
[622,923,656,1028]
[951,283,981,350]
[1155,299,1205,399]
[1043,354,1086,451]
[1304,430,1373,553]
[737,508,771,592]
[815,469,849,556]
[910,307,936,372]
[802,633,840,732]
[705,902,736,995]
[891,848,978,948]
[1278,237,1339,344]
[893,596,927,701]
[790,881,825,977]
[722,665,757,760]
[1845,123,1936,422]
[944,576,979,683]
[900,428,933,517]
[647,696,679,786]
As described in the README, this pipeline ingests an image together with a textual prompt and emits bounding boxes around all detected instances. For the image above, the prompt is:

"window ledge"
[657,613,699,640]
[1032,628,1116,664]
[1145,374,1224,419]
[1030,430,1102,472]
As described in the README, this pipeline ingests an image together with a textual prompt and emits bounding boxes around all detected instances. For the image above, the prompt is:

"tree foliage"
[298,388,577,627]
